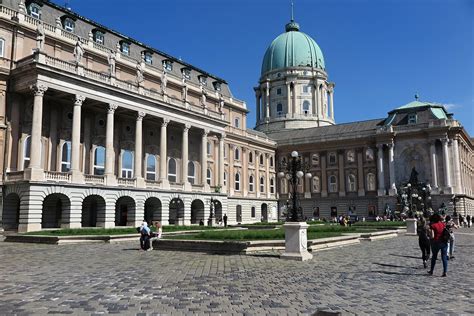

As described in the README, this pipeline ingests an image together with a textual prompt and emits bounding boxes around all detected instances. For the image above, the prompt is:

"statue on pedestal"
[73,37,84,64]
[161,70,168,95]
[136,61,144,85]
[107,49,116,76]
[36,22,45,52]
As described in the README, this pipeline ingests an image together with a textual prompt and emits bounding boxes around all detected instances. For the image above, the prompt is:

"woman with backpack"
[428,214,449,277]
[445,215,458,259]
[417,217,431,268]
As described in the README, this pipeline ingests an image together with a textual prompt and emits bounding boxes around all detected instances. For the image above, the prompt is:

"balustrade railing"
[117,178,136,187]
[5,171,24,181]
[45,171,71,182]
[145,180,161,189]
[84,174,105,185]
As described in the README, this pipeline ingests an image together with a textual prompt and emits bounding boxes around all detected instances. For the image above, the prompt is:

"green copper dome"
[261,21,325,76]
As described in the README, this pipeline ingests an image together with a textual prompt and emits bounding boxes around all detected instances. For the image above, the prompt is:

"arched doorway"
[115,196,135,226]
[3,193,20,231]
[42,193,71,228]
[144,197,162,225]
[169,198,184,225]
[191,199,205,224]
[82,195,106,227]
[213,200,223,223]
[236,205,242,223]
[261,203,268,222]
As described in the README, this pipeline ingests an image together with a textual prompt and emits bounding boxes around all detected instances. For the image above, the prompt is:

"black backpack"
[440,227,451,243]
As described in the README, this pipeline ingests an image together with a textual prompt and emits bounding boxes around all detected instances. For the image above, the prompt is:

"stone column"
[292,82,297,115]
[242,147,248,196]
[71,95,85,183]
[105,104,117,185]
[442,137,452,192]
[218,133,226,193]
[255,151,260,198]
[330,90,334,120]
[134,111,145,187]
[338,152,345,197]
[265,153,271,198]
[160,118,170,189]
[26,84,48,180]
[260,87,265,121]
[182,124,191,190]
[357,150,365,196]
[255,90,260,124]
[388,142,396,195]
[321,154,327,197]
[430,141,438,189]
[452,137,462,193]
[265,81,270,120]
[229,144,234,194]
[312,82,318,118]
[286,82,292,116]
[377,144,385,196]
[8,95,21,171]
[201,129,209,191]
[83,116,91,174]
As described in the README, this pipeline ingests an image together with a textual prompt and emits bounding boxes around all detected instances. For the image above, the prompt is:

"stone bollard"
[406,218,417,235]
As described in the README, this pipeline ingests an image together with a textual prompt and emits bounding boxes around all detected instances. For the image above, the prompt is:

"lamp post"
[278,151,313,261]
[208,197,215,226]
[278,150,312,222]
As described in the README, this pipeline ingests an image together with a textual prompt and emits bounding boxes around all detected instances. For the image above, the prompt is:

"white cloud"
[443,103,461,110]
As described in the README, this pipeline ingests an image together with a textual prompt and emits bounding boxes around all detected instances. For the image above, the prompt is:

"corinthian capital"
[137,111,146,121]
[161,118,170,127]
[30,84,48,96]
[108,103,118,114]
[75,95,86,106]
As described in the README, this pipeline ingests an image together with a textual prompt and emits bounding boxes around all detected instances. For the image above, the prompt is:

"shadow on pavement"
[390,253,420,260]
[369,270,426,276]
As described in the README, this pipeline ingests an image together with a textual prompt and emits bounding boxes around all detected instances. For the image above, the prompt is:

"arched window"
[259,154,264,165]
[348,174,357,192]
[207,141,212,156]
[270,178,275,194]
[61,141,71,172]
[121,150,133,178]
[187,161,195,184]
[28,3,41,19]
[223,171,227,186]
[328,152,337,165]
[249,175,254,192]
[146,155,156,180]
[312,154,319,166]
[93,146,105,175]
[367,173,376,191]
[206,168,212,185]
[329,175,337,193]
[276,103,283,116]
[23,136,31,169]
[234,147,240,160]
[260,176,265,193]
[302,100,310,116]
[168,158,177,182]
[249,151,253,163]
[235,173,240,191]
[63,17,75,33]
[312,176,321,193]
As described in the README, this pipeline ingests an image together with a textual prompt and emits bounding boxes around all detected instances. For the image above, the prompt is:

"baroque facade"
[256,19,474,219]
[0,0,278,232]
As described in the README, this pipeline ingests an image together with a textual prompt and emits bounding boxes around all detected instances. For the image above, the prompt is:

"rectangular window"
[29,4,41,19]
[64,18,75,33]
[94,31,104,44]
[164,60,173,71]
[213,81,221,91]
[183,68,191,80]
[277,88,282,95]
[121,42,130,56]
[408,113,417,124]
[144,52,153,64]
[199,76,207,86]
[0,39,4,58]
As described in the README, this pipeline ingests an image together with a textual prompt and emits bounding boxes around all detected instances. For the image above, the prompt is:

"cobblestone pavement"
[0,228,473,315]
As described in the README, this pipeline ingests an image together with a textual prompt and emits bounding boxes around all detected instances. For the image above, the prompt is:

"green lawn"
[165,225,363,241]
[353,221,406,227]
[23,225,223,236]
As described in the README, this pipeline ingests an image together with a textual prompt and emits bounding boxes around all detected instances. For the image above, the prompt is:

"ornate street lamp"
[278,150,312,222]
[278,151,313,261]
[207,197,216,226]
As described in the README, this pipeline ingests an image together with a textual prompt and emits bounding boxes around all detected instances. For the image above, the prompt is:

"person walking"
[139,221,151,251]
[467,215,471,228]
[223,214,228,228]
[428,214,448,277]
[445,215,458,259]
[417,217,431,268]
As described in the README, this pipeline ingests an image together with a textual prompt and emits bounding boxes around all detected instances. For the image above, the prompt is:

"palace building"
[0,1,472,232]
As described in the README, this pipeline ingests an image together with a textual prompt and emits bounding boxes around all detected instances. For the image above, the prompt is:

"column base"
[97,221,115,228]
[405,218,417,235]
[24,167,45,181]
[18,223,41,233]
[106,174,117,186]
[183,182,192,191]
[135,177,145,188]
[280,222,313,262]
[61,222,81,229]
[443,187,453,195]
[71,170,84,184]
[160,179,170,189]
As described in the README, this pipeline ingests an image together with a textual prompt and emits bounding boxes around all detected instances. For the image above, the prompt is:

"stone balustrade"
[117,178,136,187]
[84,174,105,185]
[45,171,71,182]
[5,171,24,182]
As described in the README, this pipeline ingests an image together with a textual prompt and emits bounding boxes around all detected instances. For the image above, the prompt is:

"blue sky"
[57,0,473,134]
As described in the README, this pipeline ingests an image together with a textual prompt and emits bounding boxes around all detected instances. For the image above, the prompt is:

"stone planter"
[280,221,313,261]
[406,218,417,235]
